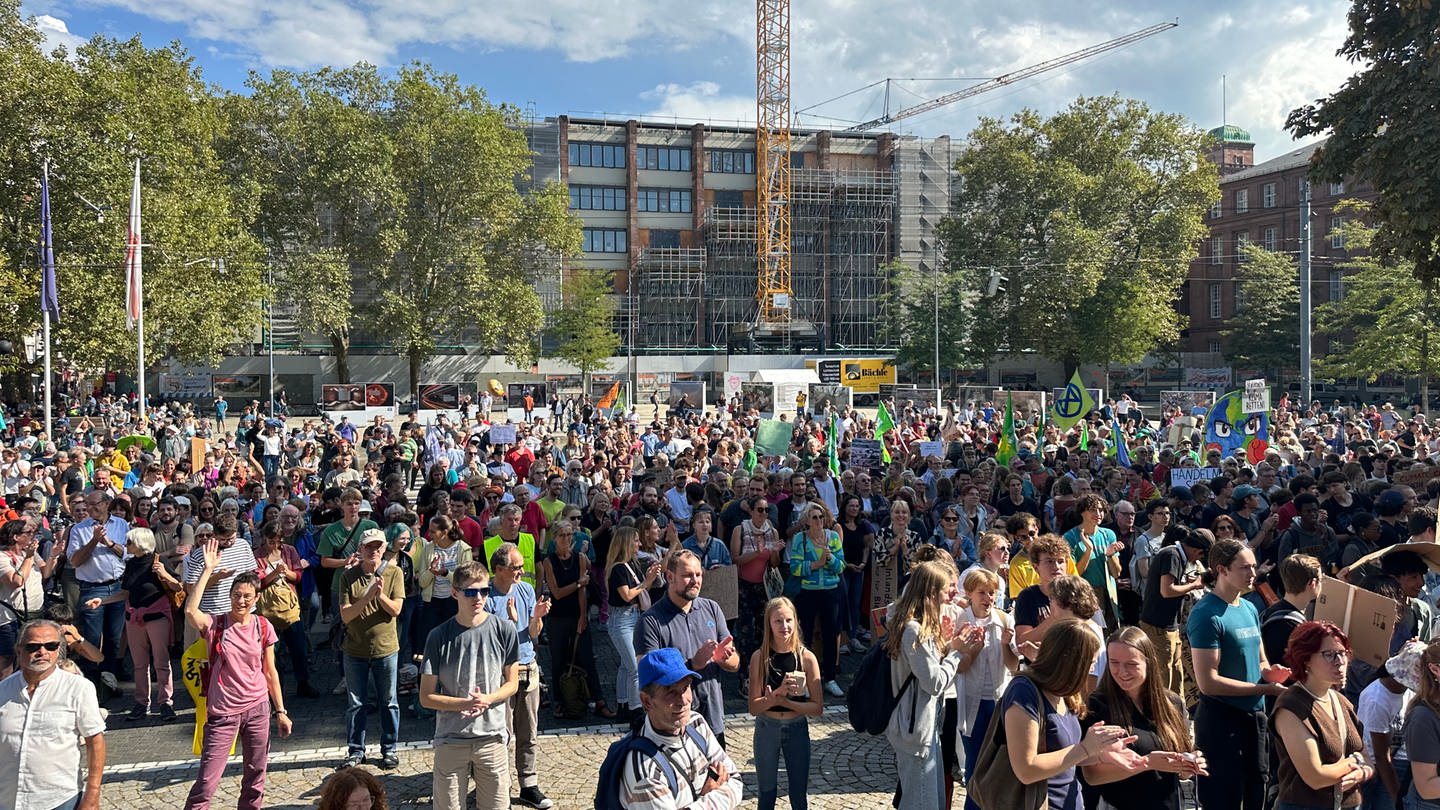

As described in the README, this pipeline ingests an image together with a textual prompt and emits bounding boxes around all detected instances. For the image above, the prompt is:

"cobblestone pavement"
[101,707,914,809]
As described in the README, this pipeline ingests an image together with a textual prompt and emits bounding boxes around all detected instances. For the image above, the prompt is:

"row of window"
[570,185,626,211]
[1206,217,1346,264]
[708,149,756,174]
[566,143,775,176]
[637,146,692,172]
[636,188,693,213]
[1211,179,1346,218]
[569,142,626,168]
[582,228,627,253]
[1207,272,1344,321]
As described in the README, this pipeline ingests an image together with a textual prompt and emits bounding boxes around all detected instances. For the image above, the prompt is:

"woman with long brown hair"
[1082,626,1206,810]
[1404,639,1440,808]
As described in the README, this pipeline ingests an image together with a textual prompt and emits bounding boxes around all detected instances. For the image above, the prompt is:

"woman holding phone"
[748,596,822,810]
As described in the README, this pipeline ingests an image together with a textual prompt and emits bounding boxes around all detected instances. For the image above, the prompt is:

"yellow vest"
[484,532,538,589]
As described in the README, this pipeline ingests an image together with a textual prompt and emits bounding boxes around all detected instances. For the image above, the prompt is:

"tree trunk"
[408,346,425,397]
[331,333,351,384]
[1422,280,1434,411]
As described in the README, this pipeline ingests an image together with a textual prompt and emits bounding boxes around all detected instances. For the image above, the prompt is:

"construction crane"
[752,0,803,349]
[843,20,1178,132]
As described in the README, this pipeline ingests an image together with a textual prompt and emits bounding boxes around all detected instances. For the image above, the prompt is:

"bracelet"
[275,709,288,715]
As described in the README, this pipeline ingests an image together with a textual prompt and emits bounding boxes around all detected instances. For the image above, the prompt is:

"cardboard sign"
[1313,575,1400,669]
[189,437,208,473]
[870,558,899,632]
[699,564,739,620]
[849,439,885,469]
[1242,379,1270,414]
[1393,465,1439,489]
[488,424,517,445]
[918,441,945,459]
[1170,467,1222,487]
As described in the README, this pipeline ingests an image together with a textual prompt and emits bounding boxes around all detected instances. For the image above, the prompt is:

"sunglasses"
[21,641,61,653]
[461,587,491,599]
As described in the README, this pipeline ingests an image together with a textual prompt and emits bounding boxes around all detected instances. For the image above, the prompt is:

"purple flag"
[40,162,60,322]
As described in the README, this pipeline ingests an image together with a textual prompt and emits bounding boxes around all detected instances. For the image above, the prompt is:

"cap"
[1377,489,1408,516]
[1233,484,1262,501]
[1169,485,1194,502]
[360,528,387,546]
[638,648,703,690]
[359,499,374,513]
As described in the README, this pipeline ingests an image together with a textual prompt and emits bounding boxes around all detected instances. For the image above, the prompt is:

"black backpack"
[847,642,915,735]
[594,723,707,810]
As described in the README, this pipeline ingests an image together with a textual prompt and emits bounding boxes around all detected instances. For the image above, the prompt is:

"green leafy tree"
[885,260,977,378]
[1222,244,1300,376]
[1286,0,1440,281]
[937,95,1219,375]
[1315,205,1438,406]
[546,268,621,389]
[219,65,397,382]
[374,64,580,390]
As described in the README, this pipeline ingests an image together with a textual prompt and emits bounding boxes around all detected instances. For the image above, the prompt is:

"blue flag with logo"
[40,162,60,322]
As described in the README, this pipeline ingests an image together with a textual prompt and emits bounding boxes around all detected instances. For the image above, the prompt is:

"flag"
[996,392,1017,468]
[1078,421,1089,451]
[615,383,627,412]
[39,162,60,322]
[826,412,841,476]
[1111,416,1132,467]
[124,159,142,330]
[756,419,792,456]
[596,381,620,410]
[1050,371,1096,431]
[875,399,895,463]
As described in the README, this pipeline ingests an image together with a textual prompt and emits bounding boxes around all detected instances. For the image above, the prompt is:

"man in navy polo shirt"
[634,550,739,747]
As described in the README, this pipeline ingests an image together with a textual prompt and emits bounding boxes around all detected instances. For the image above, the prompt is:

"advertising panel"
[839,358,895,394]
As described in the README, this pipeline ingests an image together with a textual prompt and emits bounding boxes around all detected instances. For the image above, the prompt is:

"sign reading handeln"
[1242,379,1270,414]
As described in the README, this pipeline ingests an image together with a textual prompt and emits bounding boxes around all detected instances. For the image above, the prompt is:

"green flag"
[875,399,895,463]
[996,392,1017,468]
[742,447,757,473]
[1079,421,1089,451]
[1050,371,1096,431]
[756,419,792,456]
[827,412,841,476]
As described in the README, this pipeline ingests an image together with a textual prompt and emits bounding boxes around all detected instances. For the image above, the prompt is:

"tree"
[1286,0,1440,281]
[937,95,1219,374]
[0,4,263,379]
[1315,205,1438,406]
[373,64,580,391]
[1222,244,1299,376]
[219,65,397,382]
[885,260,978,379]
[546,268,621,389]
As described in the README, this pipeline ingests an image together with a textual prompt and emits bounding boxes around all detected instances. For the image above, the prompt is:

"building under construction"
[524,116,957,354]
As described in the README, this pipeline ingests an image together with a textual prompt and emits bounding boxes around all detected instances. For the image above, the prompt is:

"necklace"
[1298,681,1338,720]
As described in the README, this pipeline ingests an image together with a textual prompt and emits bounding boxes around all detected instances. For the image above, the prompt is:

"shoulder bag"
[970,676,1048,810]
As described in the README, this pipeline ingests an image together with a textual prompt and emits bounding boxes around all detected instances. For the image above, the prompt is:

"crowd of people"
[4,387,1440,809]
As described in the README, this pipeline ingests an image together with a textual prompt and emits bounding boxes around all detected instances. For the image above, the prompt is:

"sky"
[20,0,1360,160]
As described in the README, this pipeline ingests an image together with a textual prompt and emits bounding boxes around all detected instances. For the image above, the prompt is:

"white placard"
[1242,379,1269,414]
[488,424,518,445]
[1170,467,1222,487]
[918,441,945,459]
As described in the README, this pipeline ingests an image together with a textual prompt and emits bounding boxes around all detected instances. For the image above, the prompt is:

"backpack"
[847,642,915,735]
[594,723,708,810]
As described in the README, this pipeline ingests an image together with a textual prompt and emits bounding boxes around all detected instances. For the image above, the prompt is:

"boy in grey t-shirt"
[420,562,521,810]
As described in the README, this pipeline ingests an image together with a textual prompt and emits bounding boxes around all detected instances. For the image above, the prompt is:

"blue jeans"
[399,594,420,660]
[77,580,125,676]
[841,569,866,639]
[343,652,399,758]
[608,605,640,706]
[754,714,810,810]
[1406,775,1440,810]
[961,699,997,810]
[280,622,309,686]
[893,719,943,810]
[1367,759,1412,810]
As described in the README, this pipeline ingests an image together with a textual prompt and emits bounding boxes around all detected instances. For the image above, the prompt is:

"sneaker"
[823,680,844,698]
[125,703,147,721]
[331,678,347,696]
[515,786,554,809]
[849,639,868,654]
[336,754,363,770]
[159,704,177,723]
[101,672,120,692]
[379,753,400,770]
[838,643,851,655]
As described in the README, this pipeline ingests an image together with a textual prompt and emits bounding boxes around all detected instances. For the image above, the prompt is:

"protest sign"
[1169,467,1222,487]
[488,424,518,445]
[699,564,739,620]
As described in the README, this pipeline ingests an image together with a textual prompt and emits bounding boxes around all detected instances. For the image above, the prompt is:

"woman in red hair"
[1273,620,1372,809]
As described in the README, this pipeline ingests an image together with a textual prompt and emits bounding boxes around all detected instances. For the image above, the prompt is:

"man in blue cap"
[617,648,741,810]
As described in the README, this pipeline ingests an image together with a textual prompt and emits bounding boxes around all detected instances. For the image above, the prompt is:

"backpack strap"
[626,735,681,799]
[1262,608,1304,630]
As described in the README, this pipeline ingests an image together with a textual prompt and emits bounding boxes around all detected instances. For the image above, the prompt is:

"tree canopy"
[1286,0,1440,281]
[937,95,1219,373]
[546,268,621,385]
[1222,244,1300,374]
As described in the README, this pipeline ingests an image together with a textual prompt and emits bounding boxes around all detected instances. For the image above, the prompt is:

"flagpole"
[41,160,54,439]
[125,158,147,425]
[43,309,52,439]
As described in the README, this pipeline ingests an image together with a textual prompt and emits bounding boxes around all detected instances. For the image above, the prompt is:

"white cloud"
[640,81,755,126]
[34,13,86,55]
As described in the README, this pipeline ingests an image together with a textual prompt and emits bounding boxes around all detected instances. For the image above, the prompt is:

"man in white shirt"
[66,490,130,680]
[0,620,106,810]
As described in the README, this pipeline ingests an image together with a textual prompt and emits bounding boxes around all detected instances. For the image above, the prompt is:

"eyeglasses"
[21,641,61,653]
[460,587,491,599]
[942,516,960,522]
[1318,649,1351,664]
[196,531,215,537]
[501,564,526,572]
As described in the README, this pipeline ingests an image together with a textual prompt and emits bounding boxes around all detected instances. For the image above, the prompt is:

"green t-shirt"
[1185,591,1263,712]
[318,518,379,600]
[339,563,406,659]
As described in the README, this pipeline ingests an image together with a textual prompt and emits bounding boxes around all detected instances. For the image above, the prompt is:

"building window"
[1209,236,1223,266]
[708,149,756,174]
[569,185,627,211]
[1330,181,1345,196]
[1330,271,1344,302]
[1235,189,1249,214]
[1263,226,1278,252]
[713,189,745,208]
[1208,340,1223,354]
[569,142,626,169]
[1208,283,1222,320]
[1235,231,1250,261]
[1234,281,1245,313]
[636,188,693,213]
[1262,183,1276,208]
[648,230,681,248]
[582,228,627,253]
[1209,201,1222,219]
[637,146,692,172]
[1330,216,1345,249]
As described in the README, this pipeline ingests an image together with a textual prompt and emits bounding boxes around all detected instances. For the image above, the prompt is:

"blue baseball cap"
[638,648,702,690]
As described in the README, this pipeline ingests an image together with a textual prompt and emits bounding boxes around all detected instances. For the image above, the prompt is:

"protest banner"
[699,564,739,620]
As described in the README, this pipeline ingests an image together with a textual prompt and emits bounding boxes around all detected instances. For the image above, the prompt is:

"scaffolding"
[634,248,708,350]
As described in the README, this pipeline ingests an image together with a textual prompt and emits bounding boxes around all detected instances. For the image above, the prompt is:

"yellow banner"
[840,359,895,394]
